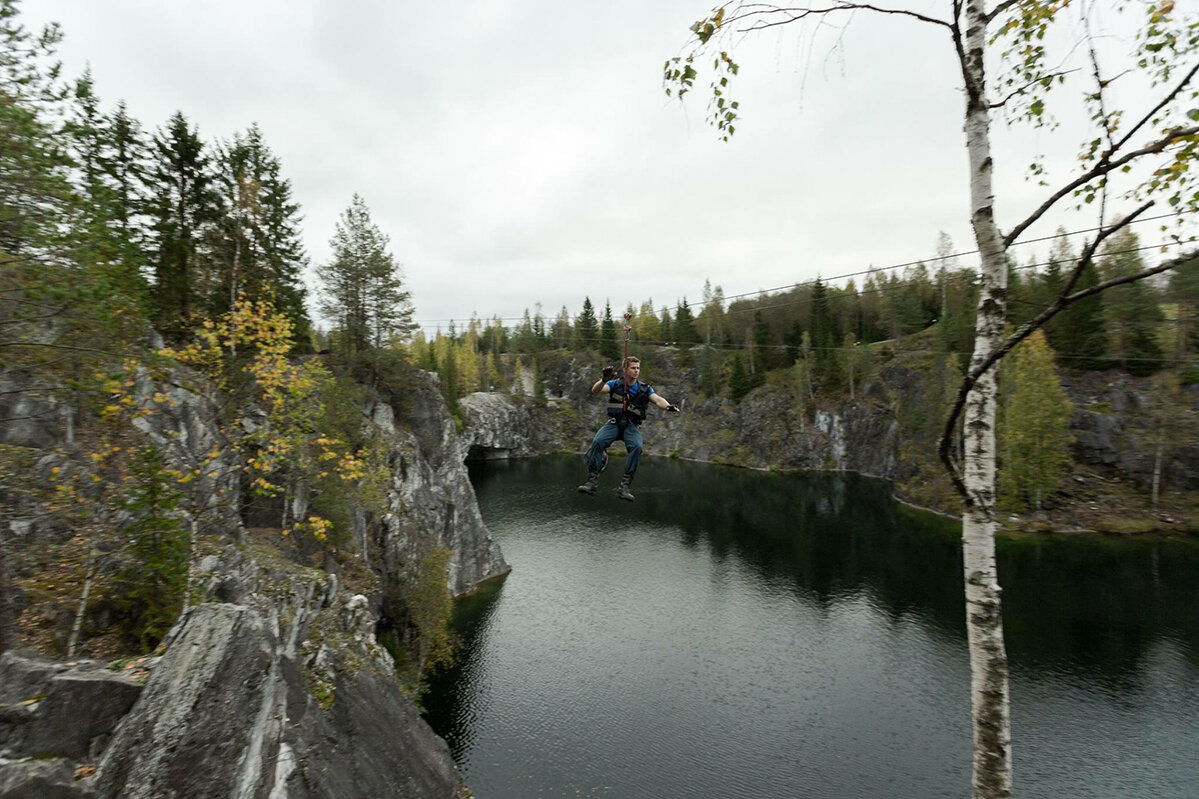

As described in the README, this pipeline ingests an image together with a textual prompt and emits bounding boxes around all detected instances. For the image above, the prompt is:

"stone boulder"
[0,757,95,799]
[459,392,537,459]
[94,601,462,799]
[0,653,142,762]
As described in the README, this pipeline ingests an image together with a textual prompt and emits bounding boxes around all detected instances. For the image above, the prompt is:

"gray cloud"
[27,0,1185,330]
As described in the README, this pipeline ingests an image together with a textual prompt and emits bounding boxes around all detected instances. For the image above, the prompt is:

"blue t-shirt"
[605,380,654,398]
[609,376,657,395]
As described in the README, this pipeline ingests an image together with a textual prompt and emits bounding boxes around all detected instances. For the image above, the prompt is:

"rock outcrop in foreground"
[94,578,458,799]
[1,365,506,798]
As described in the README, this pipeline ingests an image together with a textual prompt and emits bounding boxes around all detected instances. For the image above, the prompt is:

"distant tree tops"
[423,227,1177,389]
[0,10,315,349]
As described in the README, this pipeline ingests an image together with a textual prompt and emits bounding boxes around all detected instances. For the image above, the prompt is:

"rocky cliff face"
[1062,370,1199,491]
[461,349,904,481]
[371,370,508,600]
[461,346,1197,505]
[1,363,508,798]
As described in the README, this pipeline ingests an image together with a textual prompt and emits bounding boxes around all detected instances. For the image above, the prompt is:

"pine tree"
[148,111,217,338]
[316,194,414,355]
[600,300,620,360]
[998,330,1073,510]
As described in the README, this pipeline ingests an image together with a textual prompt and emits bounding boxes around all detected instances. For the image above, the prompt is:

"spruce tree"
[1100,229,1163,376]
[674,298,698,343]
[809,278,838,386]
[0,3,71,254]
[113,447,188,650]
[107,101,150,282]
[784,319,803,367]
[532,304,547,348]
[635,300,662,342]
[532,354,547,405]
[1169,256,1199,358]
[728,352,752,402]
[601,300,620,361]
[211,125,311,347]
[1054,263,1106,369]
[752,310,773,371]
[148,111,217,338]
[512,309,536,354]
[574,297,598,349]
[65,71,117,264]
[698,345,722,397]
[551,305,572,348]
[659,307,673,341]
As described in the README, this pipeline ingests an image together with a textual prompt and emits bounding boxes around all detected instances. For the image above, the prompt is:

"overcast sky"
[24,0,1189,330]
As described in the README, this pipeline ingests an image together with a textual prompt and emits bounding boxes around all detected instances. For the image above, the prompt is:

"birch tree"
[667,3,1197,797]
[998,329,1072,510]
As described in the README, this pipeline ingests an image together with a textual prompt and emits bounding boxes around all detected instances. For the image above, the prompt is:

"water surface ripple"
[423,457,1199,799]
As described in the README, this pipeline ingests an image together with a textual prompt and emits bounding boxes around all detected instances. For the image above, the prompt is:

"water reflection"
[424,456,1199,799]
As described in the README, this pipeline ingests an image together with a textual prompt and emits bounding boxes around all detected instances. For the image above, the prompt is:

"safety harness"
[606,380,653,425]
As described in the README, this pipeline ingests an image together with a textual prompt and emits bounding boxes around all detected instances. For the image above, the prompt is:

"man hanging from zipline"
[577,330,680,501]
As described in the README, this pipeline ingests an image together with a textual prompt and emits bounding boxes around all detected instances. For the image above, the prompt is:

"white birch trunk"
[230,234,240,359]
[962,1,1013,796]
[182,516,198,613]
[67,543,99,658]
[1151,414,1164,511]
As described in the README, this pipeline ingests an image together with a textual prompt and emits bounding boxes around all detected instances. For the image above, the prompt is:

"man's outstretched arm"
[651,393,681,412]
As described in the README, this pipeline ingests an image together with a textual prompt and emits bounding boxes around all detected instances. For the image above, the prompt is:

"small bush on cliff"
[165,296,386,553]
[386,547,459,693]
[111,447,189,651]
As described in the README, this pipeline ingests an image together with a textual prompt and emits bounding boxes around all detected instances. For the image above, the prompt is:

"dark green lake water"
[423,457,1199,799]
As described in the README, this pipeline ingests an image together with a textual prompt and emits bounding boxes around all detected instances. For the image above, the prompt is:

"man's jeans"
[586,419,643,476]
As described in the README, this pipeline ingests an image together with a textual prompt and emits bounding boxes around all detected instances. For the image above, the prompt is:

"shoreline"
[473,450,1198,540]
